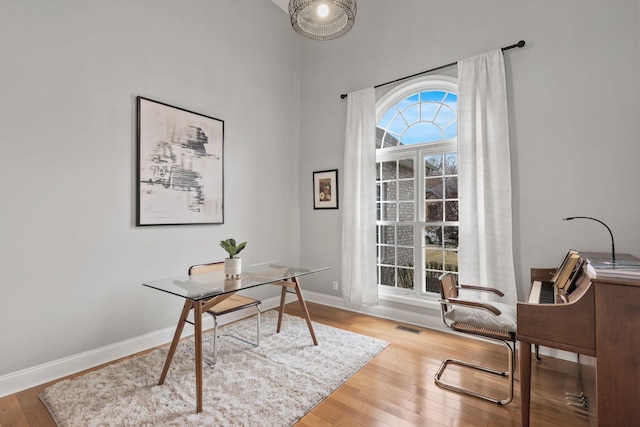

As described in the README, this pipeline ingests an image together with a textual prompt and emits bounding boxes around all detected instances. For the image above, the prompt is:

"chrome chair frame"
[188,262,261,365]
[434,272,516,405]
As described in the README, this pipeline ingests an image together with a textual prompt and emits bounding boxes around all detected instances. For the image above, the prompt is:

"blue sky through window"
[377,91,457,147]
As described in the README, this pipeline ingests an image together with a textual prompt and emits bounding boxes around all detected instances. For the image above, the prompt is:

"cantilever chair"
[435,272,517,405]
[189,261,261,364]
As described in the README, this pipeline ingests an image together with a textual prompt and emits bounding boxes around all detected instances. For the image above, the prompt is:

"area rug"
[40,311,389,426]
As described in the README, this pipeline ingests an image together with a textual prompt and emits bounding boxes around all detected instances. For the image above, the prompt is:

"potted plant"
[219,238,246,277]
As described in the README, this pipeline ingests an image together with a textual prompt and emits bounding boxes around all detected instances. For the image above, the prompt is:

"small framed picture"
[313,169,338,209]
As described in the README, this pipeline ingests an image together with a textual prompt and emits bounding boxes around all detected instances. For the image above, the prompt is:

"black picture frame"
[136,96,224,225]
[313,169,339,209]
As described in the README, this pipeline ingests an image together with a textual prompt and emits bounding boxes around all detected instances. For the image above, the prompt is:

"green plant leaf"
[219,238,247,258]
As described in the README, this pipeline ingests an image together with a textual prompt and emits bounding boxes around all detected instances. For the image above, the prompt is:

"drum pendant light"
[289,0,357,41]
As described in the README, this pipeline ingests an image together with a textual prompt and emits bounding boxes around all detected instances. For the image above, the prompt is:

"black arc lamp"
[563,216,616,265]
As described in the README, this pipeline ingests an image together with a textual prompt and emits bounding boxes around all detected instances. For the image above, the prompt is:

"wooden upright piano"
[517,251,640,427]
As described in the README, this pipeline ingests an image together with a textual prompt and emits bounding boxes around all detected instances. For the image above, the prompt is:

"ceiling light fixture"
[289,0,357,41]
[316,4,329,18]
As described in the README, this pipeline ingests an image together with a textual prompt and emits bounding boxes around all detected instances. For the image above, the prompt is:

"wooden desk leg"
[274,278,318,345]
[520,341,532,427]
[292,277,318,346]
[159,300,193,385]
[194,301,203,413]
[276,285,287,334]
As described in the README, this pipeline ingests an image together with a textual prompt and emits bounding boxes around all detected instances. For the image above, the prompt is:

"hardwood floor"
[0,302,589,426]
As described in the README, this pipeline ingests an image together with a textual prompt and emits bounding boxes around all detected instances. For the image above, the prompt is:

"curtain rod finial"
[340,93,348,99]
[517,40,525,48]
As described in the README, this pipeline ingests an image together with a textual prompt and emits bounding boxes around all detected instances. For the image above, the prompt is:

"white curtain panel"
[457,50,517,305]
[341,87,378,305]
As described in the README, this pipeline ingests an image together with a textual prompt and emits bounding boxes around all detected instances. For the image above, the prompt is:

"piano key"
[528,280,555,304]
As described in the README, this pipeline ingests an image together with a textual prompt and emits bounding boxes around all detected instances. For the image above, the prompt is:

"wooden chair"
[434,272,517,405]
[189,262,261,364]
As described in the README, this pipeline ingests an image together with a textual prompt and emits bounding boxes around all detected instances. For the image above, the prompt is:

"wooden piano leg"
[520,341,532,427]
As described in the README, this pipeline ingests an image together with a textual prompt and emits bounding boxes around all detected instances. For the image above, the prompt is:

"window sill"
[378,289,441,310]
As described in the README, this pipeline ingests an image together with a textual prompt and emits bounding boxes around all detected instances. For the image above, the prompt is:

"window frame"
[375,76,458,306]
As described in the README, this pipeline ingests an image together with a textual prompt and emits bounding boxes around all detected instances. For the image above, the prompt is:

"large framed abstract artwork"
[136,97,224,225]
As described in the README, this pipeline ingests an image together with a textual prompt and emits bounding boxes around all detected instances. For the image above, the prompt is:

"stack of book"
[587,258,640,280]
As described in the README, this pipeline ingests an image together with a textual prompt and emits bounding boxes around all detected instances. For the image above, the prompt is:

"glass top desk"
[143,262,330,413]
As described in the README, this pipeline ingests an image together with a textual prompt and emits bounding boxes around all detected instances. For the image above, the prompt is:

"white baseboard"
[0,291,577,397]
[0,295,286,398]
[301,290,578,363]
[302,290,446,331]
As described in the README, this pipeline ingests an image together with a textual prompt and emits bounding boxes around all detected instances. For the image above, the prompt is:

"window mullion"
[415,150,425,297]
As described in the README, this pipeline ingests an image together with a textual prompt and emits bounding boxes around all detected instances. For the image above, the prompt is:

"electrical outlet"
[332,281,339,291]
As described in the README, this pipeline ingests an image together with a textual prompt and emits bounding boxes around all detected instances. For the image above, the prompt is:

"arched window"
[376,76,459,300]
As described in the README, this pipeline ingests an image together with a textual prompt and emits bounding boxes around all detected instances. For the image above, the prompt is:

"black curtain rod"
[340,40,526,99]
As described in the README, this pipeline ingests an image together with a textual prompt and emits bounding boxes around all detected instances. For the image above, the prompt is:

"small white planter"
[224,257,242,278]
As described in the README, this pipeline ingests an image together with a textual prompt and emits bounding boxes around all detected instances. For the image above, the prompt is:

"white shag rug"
[40,311,389,426]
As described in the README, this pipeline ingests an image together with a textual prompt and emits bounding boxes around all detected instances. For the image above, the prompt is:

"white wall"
[0,0,301,379]
[3,0,640,394]
[298,0,640,302]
